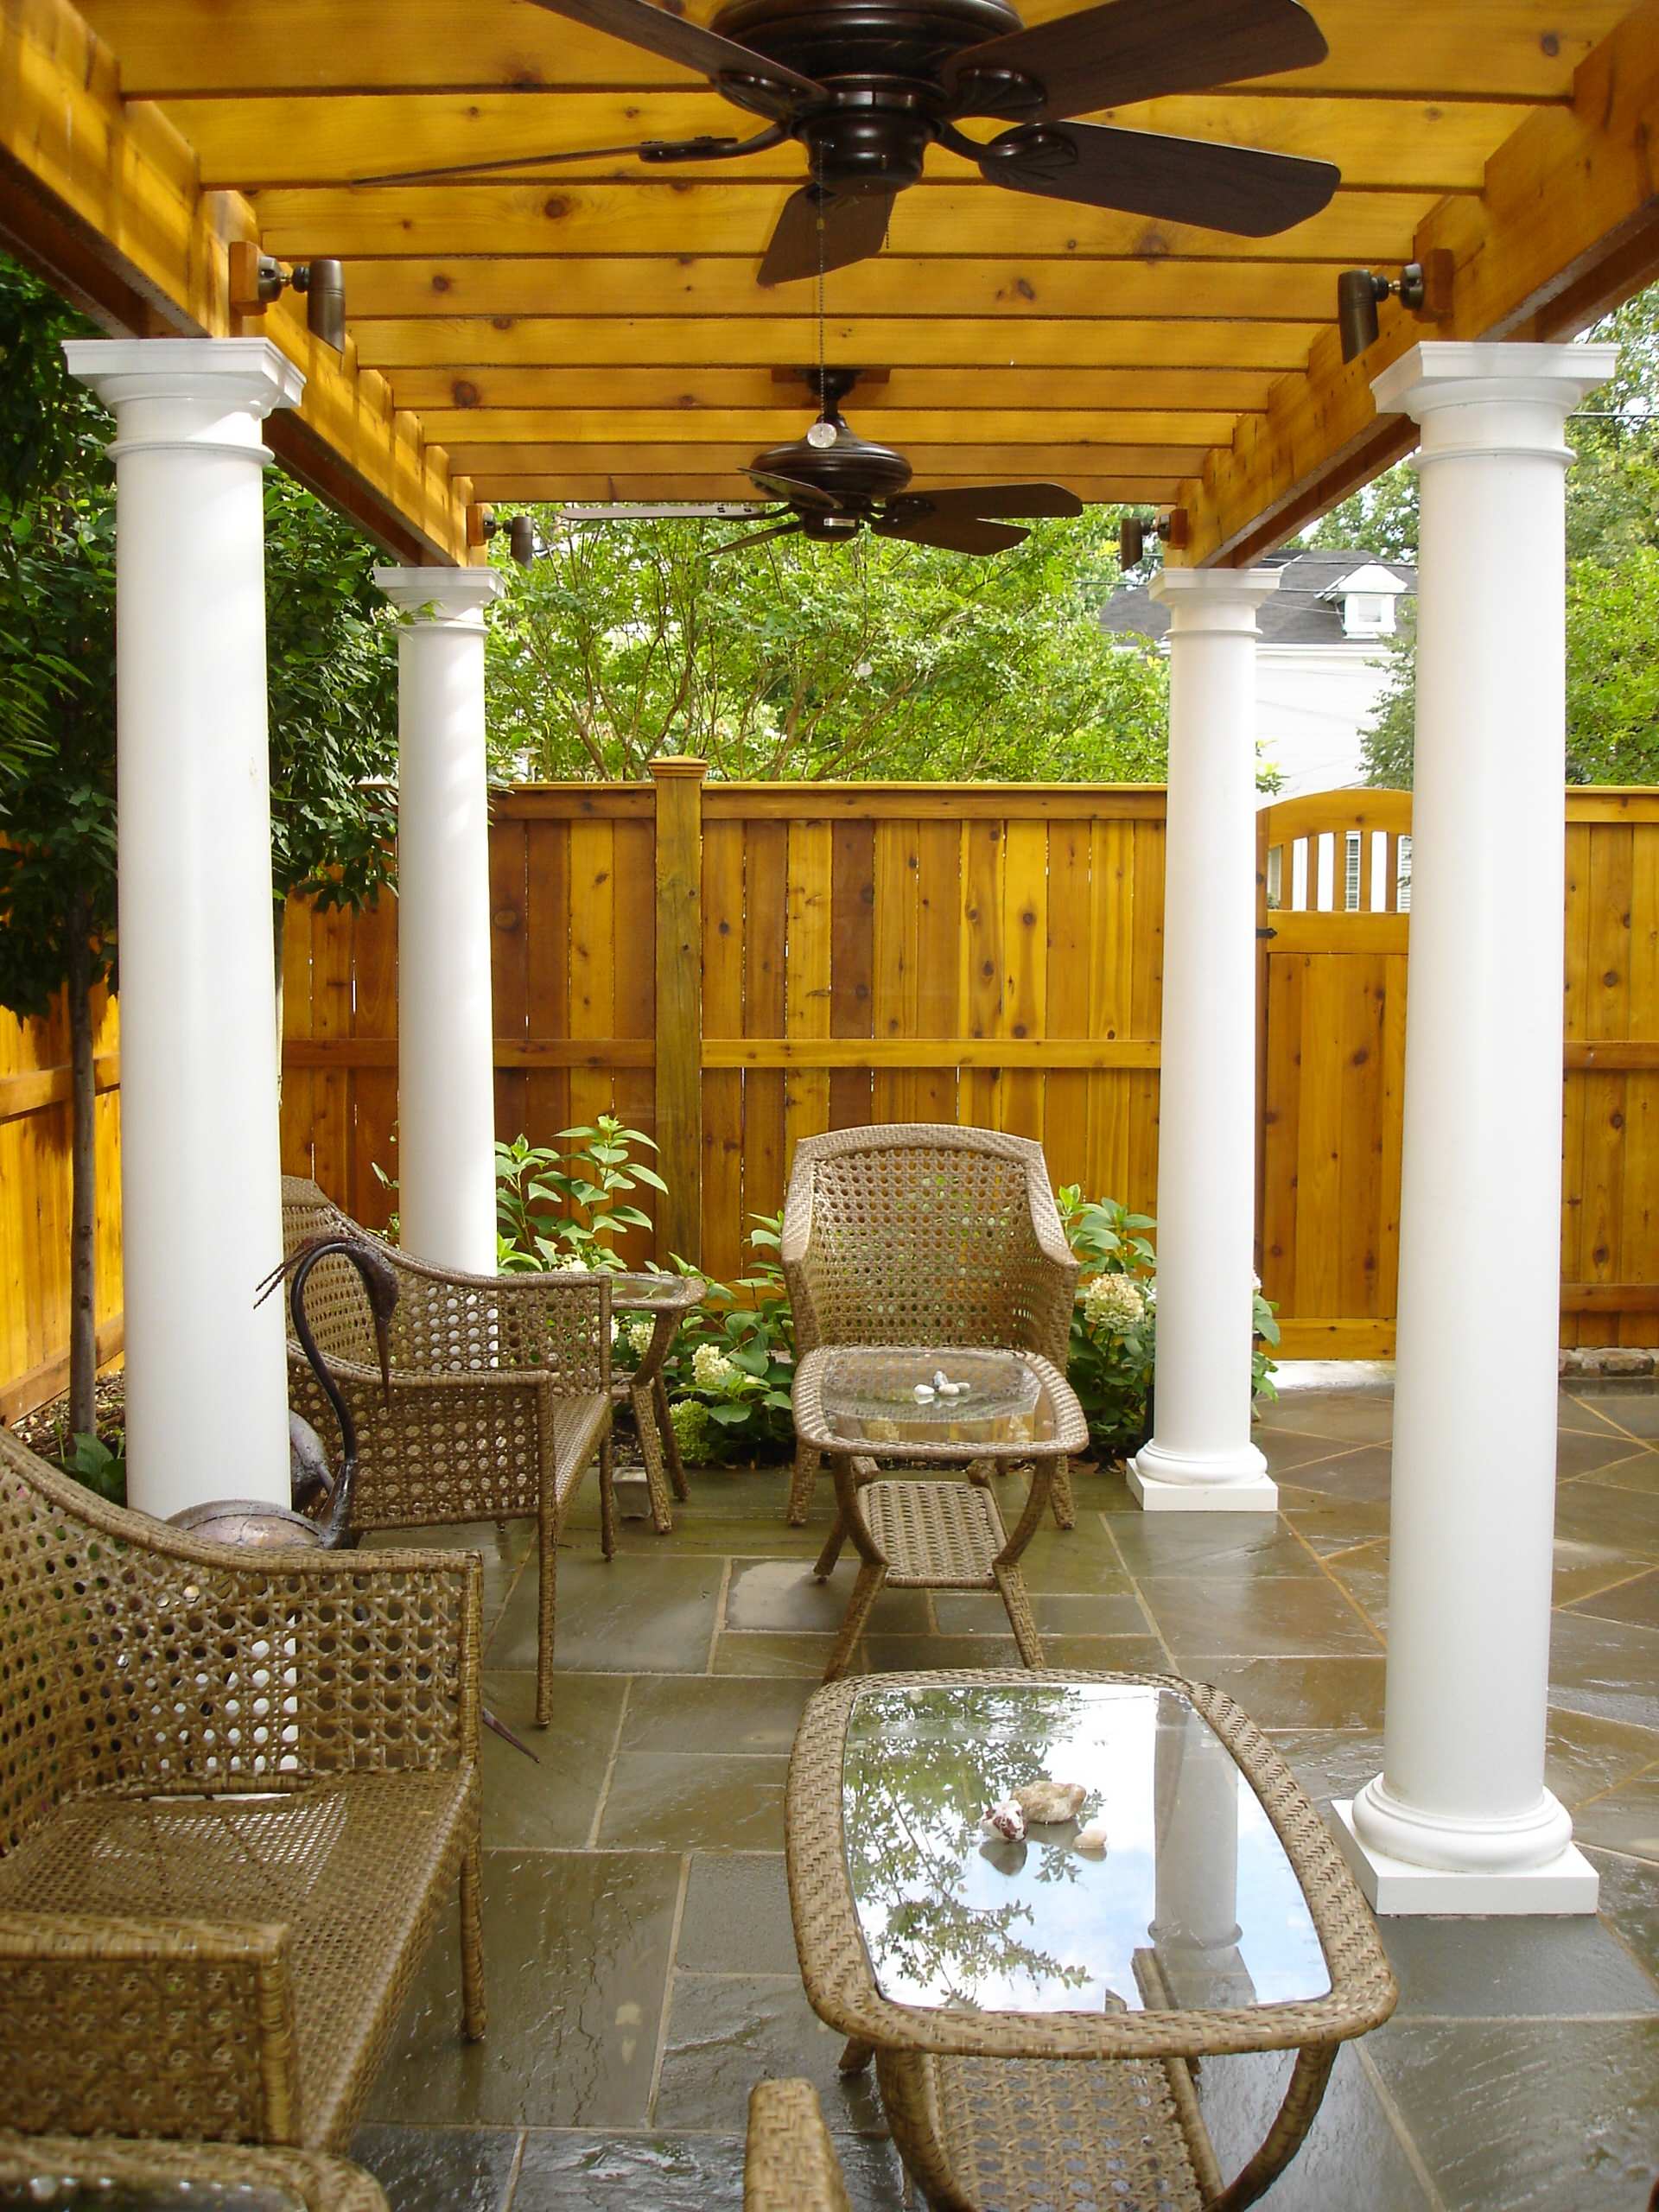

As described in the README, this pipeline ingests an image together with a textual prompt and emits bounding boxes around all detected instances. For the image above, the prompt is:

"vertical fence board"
[784,819,833,1176]
[829,819,876,1135]
[351,899,399,1230]
[743,818,790,1233]
[1000,820,1048,1141]
[702,817,747,1285]
[1043,818,1093,1193]
[523,817,573,1160]
[490,815,531,1154]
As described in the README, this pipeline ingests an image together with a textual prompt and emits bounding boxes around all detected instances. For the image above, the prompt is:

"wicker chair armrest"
[744,2081,854,2212]
[0,2137,390,2212]
[0,1913,302,2145]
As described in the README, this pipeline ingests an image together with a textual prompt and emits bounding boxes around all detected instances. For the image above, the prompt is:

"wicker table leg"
[838,2037,875,2075]
[631,1380,676,1535]
[654,1371,691,1502]
[993,1562,1046,1668]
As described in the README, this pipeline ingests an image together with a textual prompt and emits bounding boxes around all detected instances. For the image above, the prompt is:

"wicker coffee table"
[791,1347,1087,1681]
[609,1271,705,1534]
[786,1670,1398,2212]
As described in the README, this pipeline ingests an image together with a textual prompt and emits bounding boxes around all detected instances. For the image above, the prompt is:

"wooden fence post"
[651,758,707,1264]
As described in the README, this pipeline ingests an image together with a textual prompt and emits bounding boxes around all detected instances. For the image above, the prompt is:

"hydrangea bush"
[658,1214,798,1465]
[1056,1185,1279,1460]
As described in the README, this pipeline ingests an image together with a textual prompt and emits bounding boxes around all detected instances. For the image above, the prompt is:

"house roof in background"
[1100,550,1417,648]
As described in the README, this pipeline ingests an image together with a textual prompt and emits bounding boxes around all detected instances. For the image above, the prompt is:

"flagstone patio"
[351,1371,1659,2212]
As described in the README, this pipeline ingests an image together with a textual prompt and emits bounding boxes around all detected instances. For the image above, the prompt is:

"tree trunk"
[67,895,99,1440]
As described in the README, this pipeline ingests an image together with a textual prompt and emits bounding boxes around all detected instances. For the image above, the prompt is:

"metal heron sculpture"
[169,1234,537,1762]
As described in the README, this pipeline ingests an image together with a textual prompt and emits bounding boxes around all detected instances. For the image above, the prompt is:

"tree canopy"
[486,503,1168,783]
[1311,282,1659,791]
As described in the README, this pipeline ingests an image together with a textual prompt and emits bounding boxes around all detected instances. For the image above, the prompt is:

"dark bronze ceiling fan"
[719,369,1083,553]
[365,0,1340,285]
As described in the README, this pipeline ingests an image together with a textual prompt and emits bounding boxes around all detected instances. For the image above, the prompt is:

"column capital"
[375,565,505,628]
[1372,341,1619,462]
[647,756,710,781]
[1151,564,1281,637]
[62,336,305,420]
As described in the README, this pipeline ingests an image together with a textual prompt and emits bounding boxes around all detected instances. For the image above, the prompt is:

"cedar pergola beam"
[1181,0,1659,566]
[0,0,472,565]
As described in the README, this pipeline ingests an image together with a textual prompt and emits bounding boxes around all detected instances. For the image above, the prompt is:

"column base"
[1127,1439,1278,1514]
[1330,1801,1599,1915]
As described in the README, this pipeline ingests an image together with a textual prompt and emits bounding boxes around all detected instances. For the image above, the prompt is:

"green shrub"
[493,1116,665,1273]
[657,1213,798,1465]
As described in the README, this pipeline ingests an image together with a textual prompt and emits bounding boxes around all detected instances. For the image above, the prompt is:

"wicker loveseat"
[0,1427,483,2152]
[780,1125,1081,1527]
[0,2135,391,2209]
[281,1177,612,1726]
[744,2080,852,2212]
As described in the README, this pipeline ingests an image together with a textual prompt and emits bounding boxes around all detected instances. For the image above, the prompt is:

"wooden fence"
[4,777,1656,1414]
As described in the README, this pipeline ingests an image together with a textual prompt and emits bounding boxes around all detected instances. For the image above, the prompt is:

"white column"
[1332,341,1617,1916]
[1129,567,1280,1513]
[376,568,504,1274]
[63,339,304,1520]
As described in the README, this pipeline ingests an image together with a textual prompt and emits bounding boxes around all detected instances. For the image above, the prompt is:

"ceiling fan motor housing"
[713,0,1029,187]
[752,418,917,510]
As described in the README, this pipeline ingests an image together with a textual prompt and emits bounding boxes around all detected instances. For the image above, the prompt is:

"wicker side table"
[785,1669,1398,2212]
[609,1271,706,1533]
[791,1347,1088,1681]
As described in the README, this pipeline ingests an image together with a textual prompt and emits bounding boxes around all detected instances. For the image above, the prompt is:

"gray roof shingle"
[1099,548,1416,646]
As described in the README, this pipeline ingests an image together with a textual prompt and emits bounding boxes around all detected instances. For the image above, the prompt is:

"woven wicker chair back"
[280,1181,389,1370]
[0,1426,471,1855]
[783,1127,1072,1363]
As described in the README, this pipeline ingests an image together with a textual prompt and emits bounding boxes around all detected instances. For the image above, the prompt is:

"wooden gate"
[1258,788,1659,1358]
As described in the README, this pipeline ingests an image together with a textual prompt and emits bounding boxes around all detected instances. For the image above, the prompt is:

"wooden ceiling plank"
[469,474,1185,500]
[416,406,1243,445]
[353,315,1321,372]
[174,90,1532,193]
[253,181,1436,265]
[77,0,1622,101]
[385,365,1281,410]
[444,442,1209,477]
[1,0,469,563]
[343,257,1338,322]
[1182,0,1659,563]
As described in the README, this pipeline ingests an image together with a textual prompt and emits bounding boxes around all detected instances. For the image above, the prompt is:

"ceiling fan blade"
[743,467,843,513]
[710,520,804,557]
[875,513,1030,555]
[758,185,898,288]
[949,0,1327,122]
[523,0,827,99]
[982,121,1338,236]
[353,129,779,188]
[892,483,1084,523]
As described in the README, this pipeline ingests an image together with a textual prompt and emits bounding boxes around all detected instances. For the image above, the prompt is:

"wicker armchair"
[0,2135,390,2210]
[743,2081,853,2212]
[281,1178,612,1726]
[780,1126,1080,1527]
[0,1427,482,2153]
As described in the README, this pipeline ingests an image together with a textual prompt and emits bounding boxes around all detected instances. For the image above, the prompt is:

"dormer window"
[1321,563,1408,641]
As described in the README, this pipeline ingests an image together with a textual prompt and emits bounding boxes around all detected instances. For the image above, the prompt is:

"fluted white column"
[1129,566,1280,1513]
[63,339,303,1519]
[376,567,504,1274]
[1332,341,1617,1915]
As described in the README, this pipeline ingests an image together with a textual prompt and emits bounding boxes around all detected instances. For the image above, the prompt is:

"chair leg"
[823,1560,886,1681]
[536,1510,557,1729]
[460,1833,486,2040]
[655,1371,691,1503]
[598,1430,618,1561]
[787,1443,822,1525]
[632,1381,674,1535]
[1050,1455,1076,1530]
[839,2037,875,2075]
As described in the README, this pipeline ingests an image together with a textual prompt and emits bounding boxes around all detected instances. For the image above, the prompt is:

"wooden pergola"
[3,0,1656,1923]
[3,0,1656,565]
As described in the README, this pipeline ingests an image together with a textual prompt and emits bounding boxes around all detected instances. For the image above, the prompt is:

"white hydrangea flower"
[626,1316,657,1357]
[692,1344,738,1390]
[1082,1274,1147,1332]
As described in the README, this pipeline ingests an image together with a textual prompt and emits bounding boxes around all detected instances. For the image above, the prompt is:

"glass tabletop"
[602,1270,704,1313]
[813,1347,1067,1451]
[842,1679,1331,2018]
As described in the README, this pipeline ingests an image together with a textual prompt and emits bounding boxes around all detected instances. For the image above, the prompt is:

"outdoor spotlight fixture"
[1118,509,1190,568]
[467,506,538,566]
[229,242,346,351]
[1338,249,1454,363]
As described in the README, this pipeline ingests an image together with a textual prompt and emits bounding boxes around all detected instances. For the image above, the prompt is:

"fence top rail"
[496,779,1169,823]
[1260,791,1413,848]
